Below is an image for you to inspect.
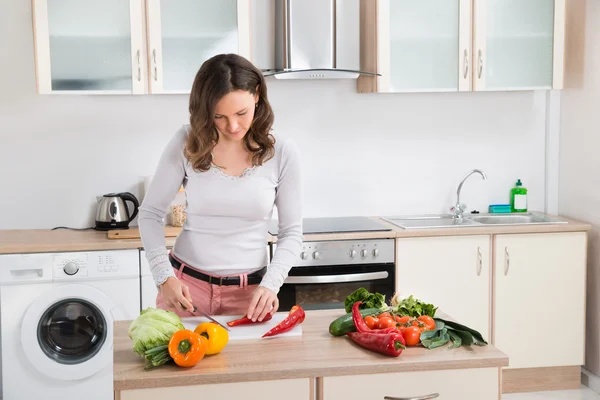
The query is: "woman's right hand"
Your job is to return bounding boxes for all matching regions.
[160,277,194,313]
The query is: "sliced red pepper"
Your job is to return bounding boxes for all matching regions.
[262,305,305,338]
[347,331,406,357]
[227,312,273,327]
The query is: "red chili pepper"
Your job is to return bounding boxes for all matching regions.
[352,301,401,335]
[227,312,273,327]
[352,301,373,333]
[347,331,406,357]
[262,305,305,338]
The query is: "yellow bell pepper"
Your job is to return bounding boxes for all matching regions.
[194,322,229,355]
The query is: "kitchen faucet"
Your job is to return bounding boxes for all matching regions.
[451,169,487,220]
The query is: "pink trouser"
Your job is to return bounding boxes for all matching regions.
[156,255,259,317]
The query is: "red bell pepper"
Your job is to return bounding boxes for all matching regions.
[226,312,273,327]
[347,331,406,357]
[262,305,305,338]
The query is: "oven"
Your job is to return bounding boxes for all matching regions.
[274,239,396,312]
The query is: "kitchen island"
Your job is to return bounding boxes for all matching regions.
[114,309,508,400]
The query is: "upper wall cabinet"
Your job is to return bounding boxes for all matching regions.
[32,0,145,94]
[32,0,251,95]
[358,0,566,93]
[146,0,251,94]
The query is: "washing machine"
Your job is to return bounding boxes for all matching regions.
[0,249,140,400]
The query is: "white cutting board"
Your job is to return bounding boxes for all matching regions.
[181,314,303,341]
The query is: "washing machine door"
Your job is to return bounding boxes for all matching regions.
[20,284,115,381]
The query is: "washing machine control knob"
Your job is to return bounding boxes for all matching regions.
[63,261,79,275]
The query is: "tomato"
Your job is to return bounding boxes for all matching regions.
[417,315,436,331]
[377,312,392,320]
[402,326,421,346]
[364,316,378,330]
[377,317,395,330]
[395,315,410,325]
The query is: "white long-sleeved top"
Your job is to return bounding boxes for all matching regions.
[138,125,303,294]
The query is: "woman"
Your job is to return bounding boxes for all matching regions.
[138,53,303,323]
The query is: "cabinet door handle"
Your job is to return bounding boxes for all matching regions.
[463,48,469,79]
[152,49,158,81]
[477,49,483,79]
[136,49,141,82]
[477,246,482,276]
[504,246,510,276]
[384,394,439,400]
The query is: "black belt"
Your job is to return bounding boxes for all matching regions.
[169,254,266,286]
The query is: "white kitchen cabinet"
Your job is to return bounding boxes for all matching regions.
[323,368,499,400]
[32,0,251,95]
[118,378,311,400]
[395,235,491,341]
[493,232,586,369]
[473,0,565,91]
[139,249,159,311]
[374,0,472,93]
[146,0,251,93]
[359,0,566,93]
[32,0,145,94]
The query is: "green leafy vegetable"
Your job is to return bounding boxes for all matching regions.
[344,288,387,313]
[128,307,185,368]
[419,318,488,350]
[392,295,438,317]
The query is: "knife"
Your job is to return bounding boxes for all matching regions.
[192,305,231,331]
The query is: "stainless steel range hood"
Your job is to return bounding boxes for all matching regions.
[261,0,379,80]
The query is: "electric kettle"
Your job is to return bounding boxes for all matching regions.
[94,192,140,230]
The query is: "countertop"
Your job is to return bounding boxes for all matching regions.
[0,213,591,255]
[113,309,509,391]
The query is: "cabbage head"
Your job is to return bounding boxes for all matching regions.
[128,307,185,356]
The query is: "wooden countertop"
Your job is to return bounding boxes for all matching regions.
[113,309,508,391]
[0,213,591,254]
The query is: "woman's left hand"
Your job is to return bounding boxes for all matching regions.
[247,286,279,322]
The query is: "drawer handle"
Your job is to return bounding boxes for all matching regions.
[463,48,469,79]
[504,246,510,276]
[384,394,439,400]
[477,246,482,276]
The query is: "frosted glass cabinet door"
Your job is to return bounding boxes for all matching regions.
[32,0,144,94]
[147,0,251,94]
[474,0,558,91]
[378,0,472,93]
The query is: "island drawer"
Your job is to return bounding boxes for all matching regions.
[321,367,499,400]
[117,378,311,400]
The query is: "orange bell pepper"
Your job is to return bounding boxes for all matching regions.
[194,322,229,355]
[168,329,207,368]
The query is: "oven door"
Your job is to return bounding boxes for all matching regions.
[278,262,395,312]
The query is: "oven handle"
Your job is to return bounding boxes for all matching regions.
[284,271,389,284]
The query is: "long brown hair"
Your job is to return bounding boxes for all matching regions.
[185,54,275,172]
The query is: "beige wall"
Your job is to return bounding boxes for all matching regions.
[559,0,600,376]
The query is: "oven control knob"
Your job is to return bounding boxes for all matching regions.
[300,252,308,260]
[372,249,379,257]
[63,261,79,275]
[312,251,320,260]
[349,250,357,259]
[360,249,368,258]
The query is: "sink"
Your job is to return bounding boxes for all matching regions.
[382,213,567,230]
[381,215,480,230]
[467,213,567,226]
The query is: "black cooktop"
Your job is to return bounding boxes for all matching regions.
[268,216,393,235]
